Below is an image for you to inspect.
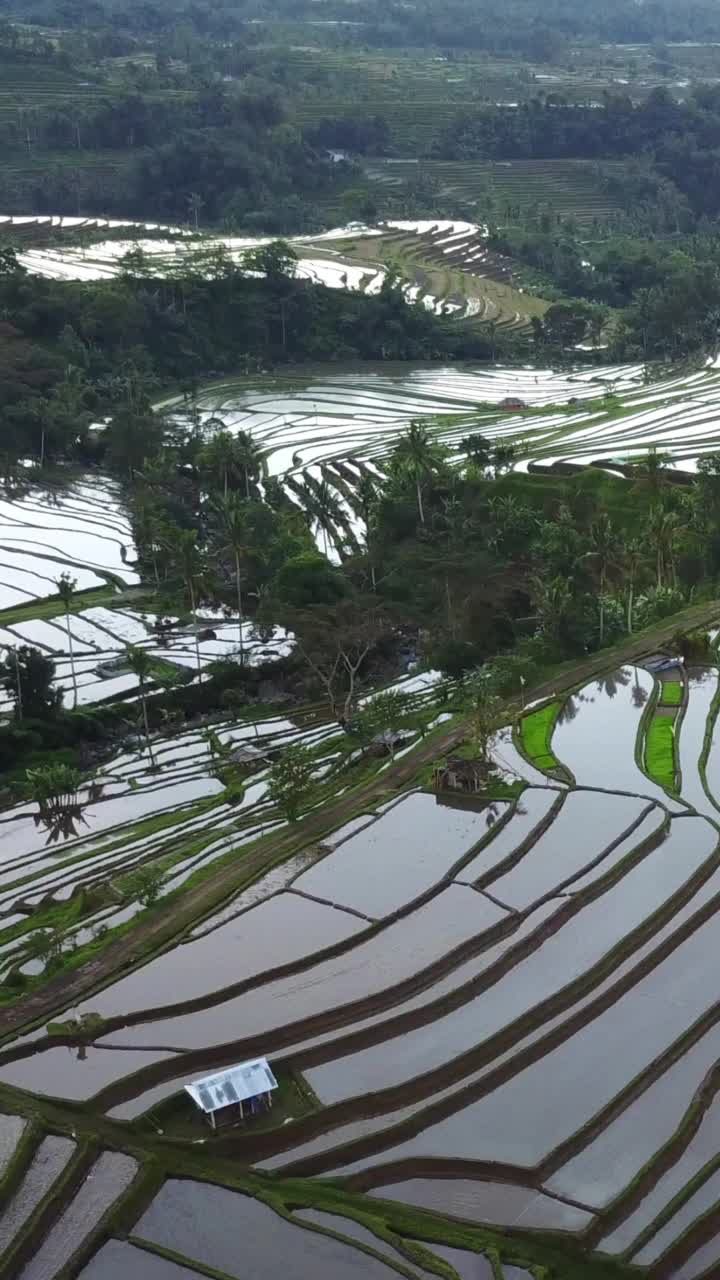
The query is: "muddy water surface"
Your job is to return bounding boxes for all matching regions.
[0,1044,175,1101]
[100,883,506,1052]
[292,793,504,917]
[483,790,645,907]
[333,899,720,1174]
[546,1021,720,1207]
[597,1090,720,1253]
[18,1151,137,1280]
[454,789,561,884]
[0,1113,25,1175]
[552,669,682,806]
[79,1241,204,1279]
[75,892,365,1021]
[0,1135,75,1252]
[135,1181,397,1279]
[368,1179,593,1231]
[305,817,714,1105]
[633,1165,720,1264]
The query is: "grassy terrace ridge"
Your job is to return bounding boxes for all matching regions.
[0,583,147,628]
[1,594,719,1045]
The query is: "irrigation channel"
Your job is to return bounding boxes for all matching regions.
[4,348,720,1275]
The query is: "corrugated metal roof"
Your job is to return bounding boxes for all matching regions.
[185,1058,278,1113]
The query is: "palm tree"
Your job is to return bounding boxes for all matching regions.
[308,479,343,557]
[623,539,648,634]
[215,495,252,663]
[357,471,379,588]
[640,446,671,503]
[393,420,446,525]
[55,572,78,708]
[532,574,574,645]
[126,646,155,766]
[171,529,206,681]
[199,428,236,498]
[584,513,620,646]
[645,506,683,589]
[130,495,165,587]
[234,430,262,500]
[187,191,205,231]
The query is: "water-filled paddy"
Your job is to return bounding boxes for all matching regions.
[78,1241,205,1280]
[369,1179,593,1231]
[134,1180,399,1280]
[18,1151,137,1280]
[0,1135,75,1253]
[292,792,507,917]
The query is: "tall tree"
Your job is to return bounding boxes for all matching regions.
[126,645,155,766]
[0,645,60,720]
[392,420,446,525]
[55,572,78,708]
[584,513,621,645]
[170,528,206,681]
[215,494,252,663]
[305,479,343,558]
[234,429,262,500]
[199,428,236,499]
[623,539,648,633]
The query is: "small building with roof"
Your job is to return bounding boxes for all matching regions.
[185,1058,278,1131]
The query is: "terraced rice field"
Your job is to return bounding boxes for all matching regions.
[13,218,545,328]
[365,159,627,228]
[0,477,136,608]
[0,664,443,989]
[3,653,720,1276]
[276,45,717,150]
[158,357,720,558]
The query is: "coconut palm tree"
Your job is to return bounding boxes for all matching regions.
[640,446,672,503]
[187,191,205,231]
[584,513,621,646]
[393,420,446,525]
[623,539,648,634]
[645,506,684,589]
[356,470,379,588]
[199,428,236,498]
[126,646,155,766]
[130,495,165,587]
[55,572,78,708]
[532,574,574,646]
[214,494,252,663]
[307,479,343,557]
[170,529,206,681]
[234,430,262,500]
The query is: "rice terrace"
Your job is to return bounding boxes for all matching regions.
[0,328,718,1280]
[9,0,720,1269]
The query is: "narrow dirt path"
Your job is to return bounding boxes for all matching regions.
[0,599,716,1041]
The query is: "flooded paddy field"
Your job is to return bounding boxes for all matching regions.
[5,351,720,1277]
[5,656,720,1277]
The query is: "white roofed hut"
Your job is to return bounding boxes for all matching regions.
[185,1058,278,1131]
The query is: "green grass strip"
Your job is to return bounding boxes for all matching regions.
[645,714,677,791]
[660,680,683,706]
[519,699,562,773]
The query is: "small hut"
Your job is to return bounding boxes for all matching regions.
[499,396,527,411]
[434,755,494,794]
[185,1059,278,1131]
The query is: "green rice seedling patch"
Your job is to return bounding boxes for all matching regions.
[519,699,562,773]
[660,680,683,707]
[645,714,677,792]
